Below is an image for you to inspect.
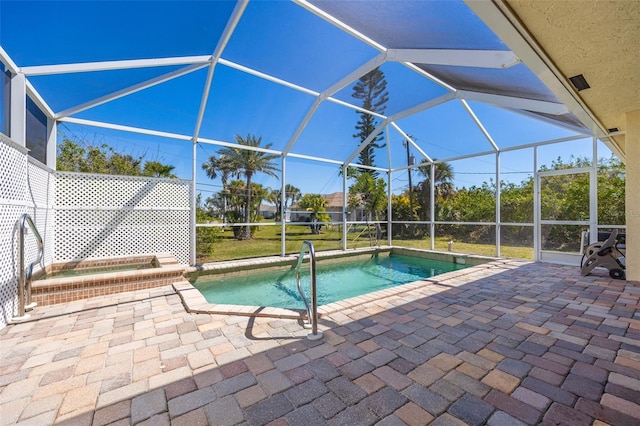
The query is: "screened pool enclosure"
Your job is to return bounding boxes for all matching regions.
[0,1,626,268]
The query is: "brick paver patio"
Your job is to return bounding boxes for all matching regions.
[1,260,639,425]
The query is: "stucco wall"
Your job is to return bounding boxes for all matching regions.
[625,109,640,281]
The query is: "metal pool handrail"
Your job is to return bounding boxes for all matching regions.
[295,241,322,340]
[13,213,44,322]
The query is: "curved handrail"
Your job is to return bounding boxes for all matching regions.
[15,213,44,320]
[23,214,44,283]
[294,241,322,340]
[295,244,312,325]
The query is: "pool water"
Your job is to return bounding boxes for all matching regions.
[192,254,469,309]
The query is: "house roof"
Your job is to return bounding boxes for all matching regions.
[289,192,344,210]
[259,203,276,212]
[322,192,345,208]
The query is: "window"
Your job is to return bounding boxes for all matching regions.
[26,97,47,163]
[0,62,10,136]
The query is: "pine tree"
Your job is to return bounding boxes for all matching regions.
[352,68,389,171]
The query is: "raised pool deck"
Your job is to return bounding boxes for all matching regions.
[1,260,639,425]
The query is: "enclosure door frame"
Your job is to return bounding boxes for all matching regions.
[534,149,597,265]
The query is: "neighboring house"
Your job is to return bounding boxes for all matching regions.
[259,203,276,219]
[288,192,363,223]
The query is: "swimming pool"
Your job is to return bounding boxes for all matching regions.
[192,253,470,310]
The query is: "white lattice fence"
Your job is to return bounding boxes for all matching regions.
[55,172,192,264]
[1,136,192,329]
[0,136,54,328]
[27,159,55,268]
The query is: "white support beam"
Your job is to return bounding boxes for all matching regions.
[20,56,212,76]
[222,58,390,122]
[500,134,590,153]
[348,163,388,173]
[342,165,348,250]
[280,156,286,257]
[389,122,433,163]
[218,58,319,97]
[388,92,457,122]
[190,135,197,265]
[25,80,55,119]
[387,49,520,69]
[59,116,192,141]
[51,130,376,171]
[589,137,598,244]
[456,90,568,116]
[460,99,499,152]
[402,62,457,93]
[436,220,503,226]
[10,73,26,145]
[385,126,392,176]
[198,136,282,155]
[288,153,388,171]
[293,0,387,52]
[435,149,497,164]
[322,53,387,98]
[287,152,343,165]
[430,163,435,250]
[533,146,540,261]
[192,0,249,143]
[293,9,469,102]
[390,164,425,173]
[344,119,388,166]
[187,0,247,265]
[220,57,388,119]
[390,166,405,174]
[282,97,322,155]
[464,0,620,158]
[495,151,501,257]
[0,46,20,74]
[325,97,386,119]
[46,119,57,169]
[283,53,388,156]
[55,63,209,119]
[536,166,593,178]
[503,107,592,136]
[387,169,392,246]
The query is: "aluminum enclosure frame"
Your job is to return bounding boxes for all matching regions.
[0,0,624,266]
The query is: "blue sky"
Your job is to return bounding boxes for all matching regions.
[1,0,610,202]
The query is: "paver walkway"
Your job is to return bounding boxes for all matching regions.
[1,260,639,425]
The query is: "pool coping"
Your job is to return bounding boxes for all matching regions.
[175,247,514,319]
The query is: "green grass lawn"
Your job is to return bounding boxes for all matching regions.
[197,221,534,263]
[197,223,368,262]
[386,237,533,259]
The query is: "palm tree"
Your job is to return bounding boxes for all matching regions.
[284,184,301,213]
[202,153,238,223]
[202,154,235,186]
[250,183,270,221]
[271,184,302,221]
[416,160,455,221]
[143,161,176,178]
[214,134,280,239]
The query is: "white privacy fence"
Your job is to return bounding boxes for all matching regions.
[0,136,55,329]
[0,136,192,328]
[55,172,192,264]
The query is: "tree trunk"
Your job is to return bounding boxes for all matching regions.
[243,173,253,239]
